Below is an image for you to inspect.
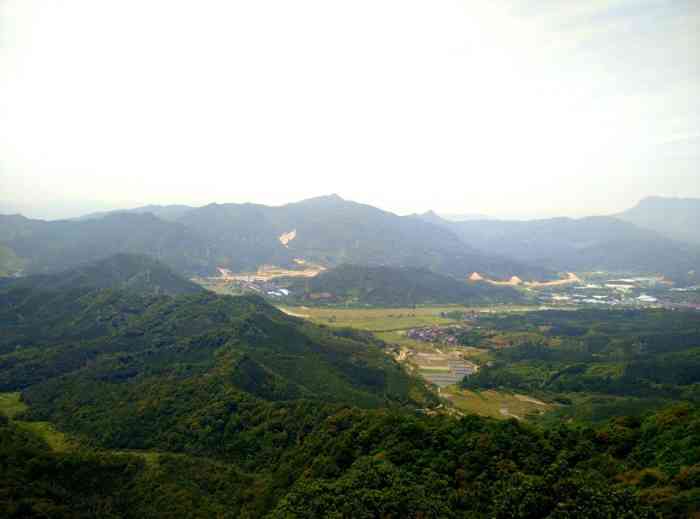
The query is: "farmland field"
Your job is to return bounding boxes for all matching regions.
[279,305,496,397]
[441,387,554,420]
[278,305,535,331]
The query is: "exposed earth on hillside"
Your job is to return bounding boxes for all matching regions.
[470,271,582,287]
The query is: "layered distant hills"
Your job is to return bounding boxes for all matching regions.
[0,195,549,281]
[420,198,700,285]
[618,196,700,245]
[1,195,698,284]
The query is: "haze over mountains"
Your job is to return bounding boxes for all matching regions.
[423,213,700,285]
[1,195,698,285]
[618,197,700,245]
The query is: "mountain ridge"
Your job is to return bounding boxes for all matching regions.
[0,195,553,281]
[3,194,697,284]
[618,195,700,245]
[5,253,204,295]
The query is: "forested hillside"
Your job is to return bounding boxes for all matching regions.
[0,213,214,275]
[283,264,525,305]
[5,394,700,518]
[4,253,204,295]
[460,309,700,422]
[0,286,431,409]
[2,259,700,517]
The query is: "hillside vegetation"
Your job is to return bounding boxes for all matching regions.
[4,253,204,295]
[459,308,700,421]
[2,258,700,516]
[5,390,700,517]
[0,213,213,276]
[283,264,525,305]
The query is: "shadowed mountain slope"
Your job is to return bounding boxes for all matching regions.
[283,264,525,305]
[4,253,204,296]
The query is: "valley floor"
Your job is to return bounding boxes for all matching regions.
[277,304,559,420]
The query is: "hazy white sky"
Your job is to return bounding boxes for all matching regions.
[0,0,698,219]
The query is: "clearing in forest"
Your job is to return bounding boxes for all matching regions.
[441,387,553,420]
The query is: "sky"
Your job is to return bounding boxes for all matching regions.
[0,0,698,220]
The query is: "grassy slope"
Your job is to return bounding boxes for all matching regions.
[0,244,23,276]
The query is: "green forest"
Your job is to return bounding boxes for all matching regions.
[2,256,700,517]
[459,309,700,422]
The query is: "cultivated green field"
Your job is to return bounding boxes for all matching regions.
[441,387,554,420]
[279,305,536,331]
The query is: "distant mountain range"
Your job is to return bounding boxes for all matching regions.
[421,210,700,284]
[75,204,194,222]
[617,196,700,245]
[0,195,550,281]
[438,212,490,222]
[1,195,697,284]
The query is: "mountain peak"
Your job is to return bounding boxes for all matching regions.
[290,194,349,207]
[303,193,344,203]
